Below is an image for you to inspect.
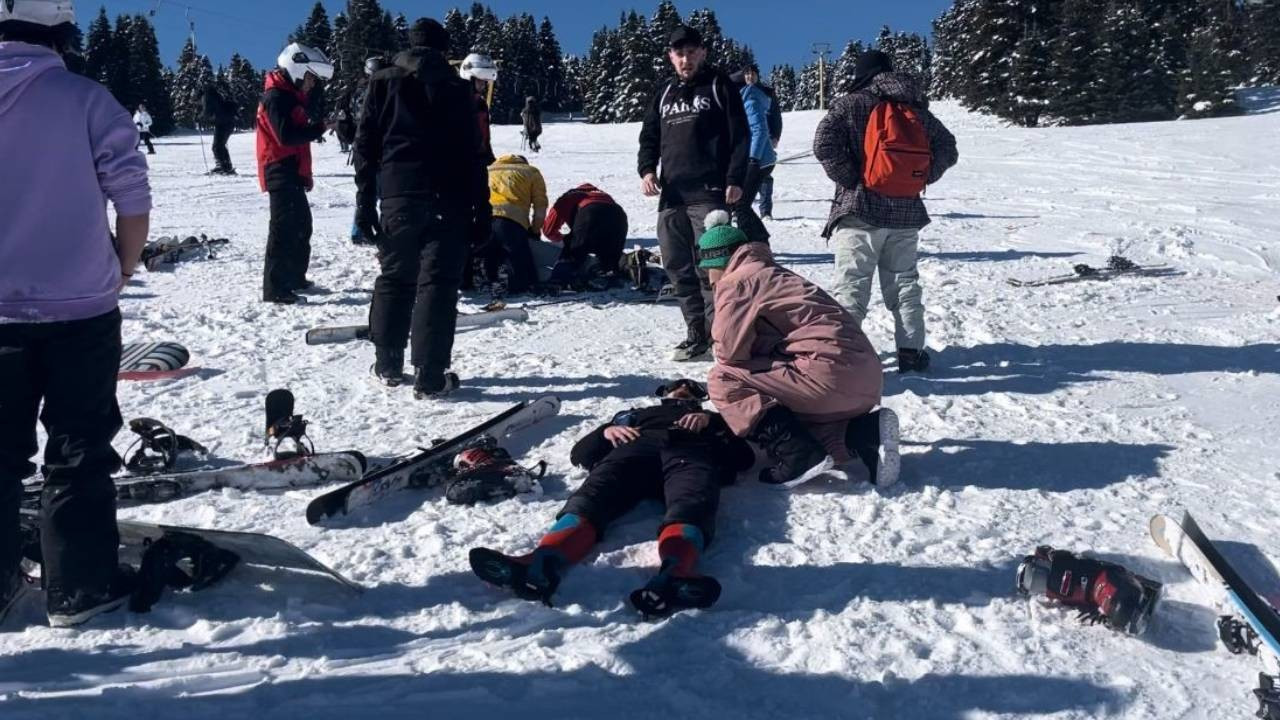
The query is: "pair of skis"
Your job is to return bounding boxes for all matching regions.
[1151,512,1280,719]
[142,234,229,272]
[1008,257,1178,287]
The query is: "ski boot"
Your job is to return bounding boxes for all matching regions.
[469,547,561,607]
[752,406,833,487]
[1016,546,1161,634]
[629,571,722,619]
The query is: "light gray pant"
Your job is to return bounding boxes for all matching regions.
[831,216,925,350]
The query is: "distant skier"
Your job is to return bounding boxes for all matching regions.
[469,379,754,616]
[344,56,387,245]
[542,183,628,286]
[740,66,783,220]
[0,0,152,627]
[813,50,958,373]
[696,212,900,487]
[638,25,750,362]
[731,63,776,243]
[521,95,542,152]
[133,102,154,154]
[256,42,335,305]
[458,53,499,289]
[202,80,237,175]
[486,154,548,295]
[354,18,489,398]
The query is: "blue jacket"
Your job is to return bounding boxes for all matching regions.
[740,83,777,168]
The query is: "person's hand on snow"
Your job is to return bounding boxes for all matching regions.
[641,173,660,197]
[725,185,743,205]
[604,425,641,446]
[674,413,710,433]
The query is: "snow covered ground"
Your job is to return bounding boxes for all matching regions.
[2,96,1279,719]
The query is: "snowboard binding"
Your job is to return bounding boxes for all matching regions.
[446,436,547,506]
[124,418,209,475]
[1257,674,1280,720]
[130,531,240,612]
[469,547,560,607]
[1016,546,1161,635]
[265,389,314,460]
[629,572,722,619]
[1220,615,1264,656]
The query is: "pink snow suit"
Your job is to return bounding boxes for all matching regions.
[708,243,883,461]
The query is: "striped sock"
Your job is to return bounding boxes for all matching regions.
[531,513,598,568]
[657,524,705,578]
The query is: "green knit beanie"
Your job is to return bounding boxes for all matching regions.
[697,210,748,269]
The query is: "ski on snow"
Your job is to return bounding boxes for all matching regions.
[1008,257,1179,288]
[305,307,529,346]
[1150,512,1280,719]
[306,396,561,524]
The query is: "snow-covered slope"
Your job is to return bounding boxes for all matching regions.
[2,100,1279,719]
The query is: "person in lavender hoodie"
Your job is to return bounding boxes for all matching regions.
[0,0,151,628]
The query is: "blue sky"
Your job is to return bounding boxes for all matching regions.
[90,0,952,74]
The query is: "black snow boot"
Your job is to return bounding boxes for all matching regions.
[898,348,931,374]
[47,566,139,628]
[372,347,405,387]
[413,370,460,400]
[469,547,563,607]
[750,406,831,486]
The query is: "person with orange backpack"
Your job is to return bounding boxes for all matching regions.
[813,50,957,373]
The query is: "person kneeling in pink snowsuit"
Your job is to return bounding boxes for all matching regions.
[699,210,901,487]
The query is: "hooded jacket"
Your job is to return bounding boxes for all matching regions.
[710,242,883,432]
[0,42,151,323]
[487,154,548,231]
[354,48,488,212]
[740,82,777,167]
[255,69,325,192]
[637,67,750,207]
[813,72,958,234]
[542,184,619,242]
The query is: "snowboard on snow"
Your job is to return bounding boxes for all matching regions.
[305,307,530,346]
[18,508,360,595]
[22,452,368,507]
[119,341,196,381]
[142,234,229,272]
[306,396,561,525]
[1008,257,1178,288]
[1150,513,1280,719]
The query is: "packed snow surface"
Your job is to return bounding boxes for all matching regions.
[2,99,1279,720]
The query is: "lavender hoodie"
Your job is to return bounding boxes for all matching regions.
[0,42,152,323]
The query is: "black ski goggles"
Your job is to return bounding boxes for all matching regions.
[654,378,708,401]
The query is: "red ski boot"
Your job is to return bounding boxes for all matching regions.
[1016,546,1162,634]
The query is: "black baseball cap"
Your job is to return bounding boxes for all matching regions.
[668,25,704,49]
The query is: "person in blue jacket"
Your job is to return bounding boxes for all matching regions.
[732,63,776,244]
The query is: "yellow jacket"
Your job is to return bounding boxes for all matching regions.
[488,154,548,231]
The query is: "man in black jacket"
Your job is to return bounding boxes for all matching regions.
[470,379,754,617]
[353,18,490,399]
[203,81,238,175]
[638,25,750,362]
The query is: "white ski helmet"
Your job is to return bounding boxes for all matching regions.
[277,42,334,83]
[459,53,498,83]
[0,0,76,26]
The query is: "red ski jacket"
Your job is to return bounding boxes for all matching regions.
[256,70,325,192]
[542,184,618,242]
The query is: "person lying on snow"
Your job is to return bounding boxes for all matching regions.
[699,211,902,489]
[470,378,753,617]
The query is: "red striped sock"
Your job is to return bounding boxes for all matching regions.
[658,524,705,578]
[533,513,598,567]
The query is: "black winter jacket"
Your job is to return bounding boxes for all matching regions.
[353,48,489,213]
[637,68,751,207]
[569,401,755,481]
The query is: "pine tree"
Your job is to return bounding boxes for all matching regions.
[832,40,866,96]
[393,13,409,51]
[466,4,503,56]
[649,0,682,81]
[561,54,585,114]
[224,54,263,129]
[490,13,541,123]
[108,14,134,104]
[171,38,215,128]
[538,17,566,111]
[126,15,174,135]
[83,8,115,88]
[444,8,472,61]
[1008,30,1051,126]
[1249,0,1280,84]
[1048,0,1103,124]
[292,2,333,56]
[769,64,798,111]
[1179,0,1247,118]
[796,58,833,111]
[931,0,978,101]
[612,11,657,123]
[333,0,399,109]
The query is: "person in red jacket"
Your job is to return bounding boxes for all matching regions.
[542,183,628,285]
[256,42,334,304]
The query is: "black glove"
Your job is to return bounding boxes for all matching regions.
[355,203,382,244]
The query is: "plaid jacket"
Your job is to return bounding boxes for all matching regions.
[813,73,958,236]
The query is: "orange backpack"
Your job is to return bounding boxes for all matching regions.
[862,101,931,198]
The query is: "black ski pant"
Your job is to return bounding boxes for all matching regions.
[657,202,723,343]
[559,436,721,545]
[734,162,773,245]
[0,310,123,597]
[369,195,468,379]
[564,203,628,275]
[211,123,234,172]
[487,217,539,294]
[263,186,312,300]
[136,132,154,154]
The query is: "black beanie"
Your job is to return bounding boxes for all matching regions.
[850,50,893,93]
[408,18,450,51]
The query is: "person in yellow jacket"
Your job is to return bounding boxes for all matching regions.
[484,154,547,294]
